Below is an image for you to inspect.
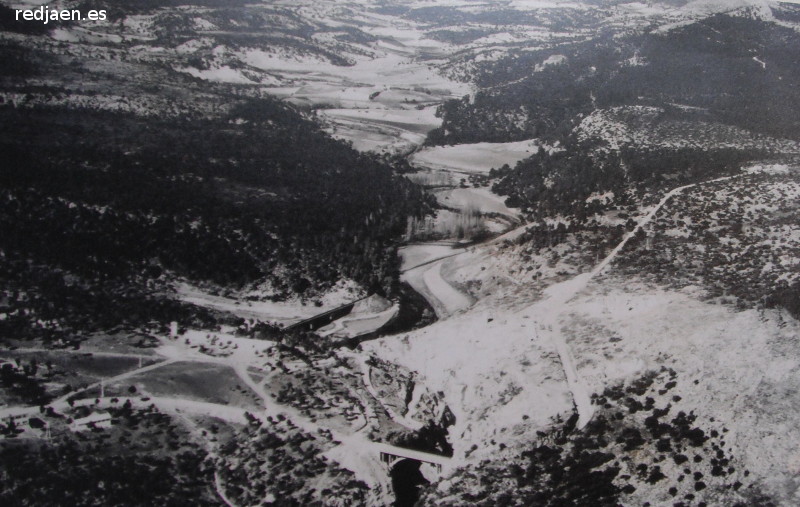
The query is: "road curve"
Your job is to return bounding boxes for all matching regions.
[523,175,741,429]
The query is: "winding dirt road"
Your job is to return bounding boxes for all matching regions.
[521,175,741,429]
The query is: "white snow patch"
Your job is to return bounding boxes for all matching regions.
[744,163,791,174]
[318,295,399,339]
[410,139,540,174]
[535,54,566,71]
[175,280,363,326]
[177,66,257,84]
[435,187,520,219]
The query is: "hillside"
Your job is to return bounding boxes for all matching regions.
[4,1,800,506]
[0,4,435,343]
[429,12,800,146]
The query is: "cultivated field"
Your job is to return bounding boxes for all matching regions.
[410,139,541,174]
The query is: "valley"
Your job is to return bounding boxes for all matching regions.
[4,1,800,506]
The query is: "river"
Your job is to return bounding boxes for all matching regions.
[260,23,537,505]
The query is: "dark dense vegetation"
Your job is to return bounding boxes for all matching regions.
[0,405,219,506]
[218,419,369,505]
[428,15,800,146]
[1,100,431,290]
[451,11,800,321]
[491,142,762,220]
[0,6,53,35]
[0,359,51,406]
[766,281,800,320]
[0,443,213,505]
[611,171,800,317]
[420,369,771,506]
[0,82,432,343]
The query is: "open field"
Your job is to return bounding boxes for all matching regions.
[108,361,263,412]
[409,139,541,174]
[75,333,161,356]
[249,53,471,109]
[435,186,521,219]
[320,107,440,134]
[320,106,441,153]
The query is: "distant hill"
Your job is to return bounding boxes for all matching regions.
[428,13,800,145]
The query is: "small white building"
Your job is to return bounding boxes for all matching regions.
[70,412,112,432]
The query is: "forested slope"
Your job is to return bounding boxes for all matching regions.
[428,14,800,145]
[0,36,433,343]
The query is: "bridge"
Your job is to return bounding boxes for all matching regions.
[283,296,370,333]
[373,442,452,473]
